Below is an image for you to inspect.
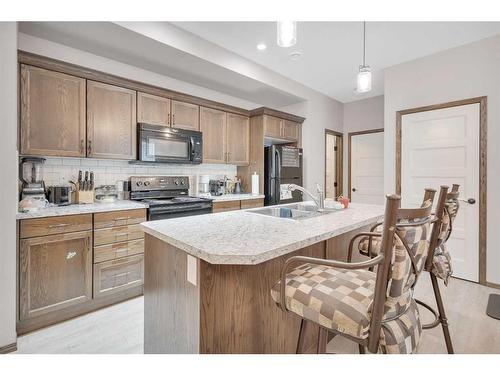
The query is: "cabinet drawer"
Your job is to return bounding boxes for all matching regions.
[20,214,92,239]
[94,209,146,229]
[94,224,144,246]
[240,198,264,209]
[212,200,241,213]
[94,239,144,263]
[93,254,144,298]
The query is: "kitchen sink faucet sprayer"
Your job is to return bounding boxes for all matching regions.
[286,183,325,211]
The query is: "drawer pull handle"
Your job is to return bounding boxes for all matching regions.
[115,233,129,237]
[66,251,77,260]
[115,248,129,253]
[114,271,131,278]
[114,217,132,221]
[49,223,70,228]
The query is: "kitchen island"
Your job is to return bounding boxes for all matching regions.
[141,202,384,354]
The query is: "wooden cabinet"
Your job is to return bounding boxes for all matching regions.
[240,198,264,209]
[19,230,92,320]
[282,120,300,141]
[93,254,144,299]
[94,239,144,263]
[212,200,241,213]
[20,65,86,157]
[226,113,250,165]
[94,224,144,246]
[200,107,227,163]
[263,115,283,139]
[171,100,200,130]
[94,209,146,229]
[87,81,137,159]
[20,214,92,239]
[137,92,171,126]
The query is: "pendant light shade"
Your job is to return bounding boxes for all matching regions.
[277,21,297,47]
[356,22,372,93]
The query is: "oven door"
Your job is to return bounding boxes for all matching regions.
[139,125,199,164]
[148,203,213,221]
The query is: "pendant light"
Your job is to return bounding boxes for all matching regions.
[356,21,372,93]
[277,21,297,47]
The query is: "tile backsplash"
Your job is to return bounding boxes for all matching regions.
[42,157,237,190]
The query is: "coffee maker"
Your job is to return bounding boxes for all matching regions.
[20,157,46,200]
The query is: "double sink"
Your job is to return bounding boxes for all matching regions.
[249,202,341,221]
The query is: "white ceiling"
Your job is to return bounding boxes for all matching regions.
[173,22,500,102]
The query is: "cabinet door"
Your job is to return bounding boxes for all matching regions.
[137,92,171,126]
[93,254,144,299]
[282,120,300,141]
[20,65,86,157]
[19,231,92,321]
[263,115,283,139]
[87,81,137,159]
[226,113,250,165]
[200,107,226,163]
[171,100,200,130]
[212,200,241,213]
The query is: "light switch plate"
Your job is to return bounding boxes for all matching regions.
[187,254,197,286]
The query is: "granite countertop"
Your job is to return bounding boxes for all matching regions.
[16,200,149,220]
[210,193,265,202]
[141,202,384,265]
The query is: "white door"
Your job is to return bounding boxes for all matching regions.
[350,131,384,205]
[401,104,479,282]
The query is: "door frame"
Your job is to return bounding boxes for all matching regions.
[348,128,384,200]
[324,129,344,198]
[395,96,487,285]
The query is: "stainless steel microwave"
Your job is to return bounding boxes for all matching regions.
[138,123,203,164]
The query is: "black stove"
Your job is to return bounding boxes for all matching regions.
[130,176,212,221]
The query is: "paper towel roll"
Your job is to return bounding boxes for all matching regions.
[251,172,259,196]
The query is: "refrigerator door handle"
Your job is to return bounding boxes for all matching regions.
[275,148,281,181]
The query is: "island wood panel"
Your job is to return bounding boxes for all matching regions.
[237,115,265,194]
[20,64,86,157]
[19,230,93,321]
[226,113,250,165]
[199,241,325,354]
[240,198,264,209]
[137,92,171,126]
[144,235,200,354]
[325,224,373,262]
[200,106,227,163]
[87,81,137,159]
[20,214,93,239]
[171,100,200,130]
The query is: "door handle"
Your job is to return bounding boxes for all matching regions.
[459,198,476,205]
[352,188,357,192]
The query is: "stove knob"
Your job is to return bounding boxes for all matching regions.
[136,181,143,186]
[180,180,186,185]
[174,180,180,186]
[144,181,150,186]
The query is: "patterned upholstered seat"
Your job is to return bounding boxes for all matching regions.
[272,216,430,354]
[271,264,376,339]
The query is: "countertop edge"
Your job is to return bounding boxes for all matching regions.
[210,194,265,202]
[140,213,383,265]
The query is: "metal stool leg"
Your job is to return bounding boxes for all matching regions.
[358,344,366,354]
[430,273,454,354]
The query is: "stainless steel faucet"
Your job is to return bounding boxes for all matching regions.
[287,184,325,211]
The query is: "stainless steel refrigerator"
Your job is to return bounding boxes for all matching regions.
[264,145,303,206]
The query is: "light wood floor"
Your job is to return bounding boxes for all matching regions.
[15,275,500,354]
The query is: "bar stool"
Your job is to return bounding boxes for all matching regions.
[270,194,434,354]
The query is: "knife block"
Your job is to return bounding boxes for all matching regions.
[76,190,94,204]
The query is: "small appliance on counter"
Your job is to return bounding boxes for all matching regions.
[95,185,118,203]
[209,179,225,196]
[233,178,244,194]
[47,186,72,206]
[19,157,46,200]
[130,176,212,221]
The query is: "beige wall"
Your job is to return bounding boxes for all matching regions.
[342,95,384,196]
[384,34,500,284]
[0,22,18,348]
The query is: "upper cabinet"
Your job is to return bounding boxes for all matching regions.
[263,115,283,139]
[263,115,300,142]
[226,113,250,166]
[87,81,137,160]
[20,65,86,157]
[137,92,171,127]
[171,100,200,131]
[200,107,227,164]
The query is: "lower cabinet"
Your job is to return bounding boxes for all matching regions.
[17,209,146,334]
[19,230,93,321]
[93,254,144,299]
[212,198,264,213]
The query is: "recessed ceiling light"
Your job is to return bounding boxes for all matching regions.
[289,51,302,61]
[256,43,267,51]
